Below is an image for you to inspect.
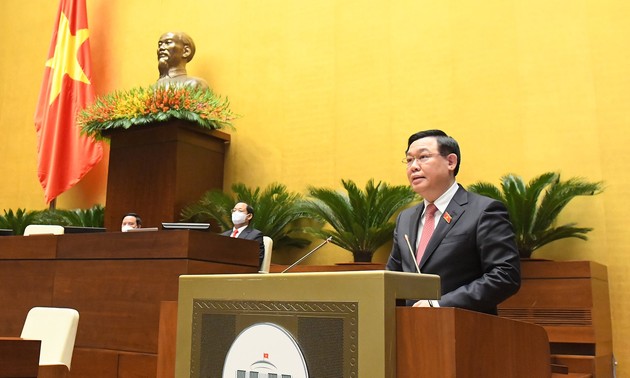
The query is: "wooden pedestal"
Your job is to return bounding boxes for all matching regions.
[103,121,230,230]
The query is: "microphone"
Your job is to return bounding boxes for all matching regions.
[405,234,434,307]
[281,236,333,273]
[404,234,422,274]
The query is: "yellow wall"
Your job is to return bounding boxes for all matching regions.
[2,0,629,372]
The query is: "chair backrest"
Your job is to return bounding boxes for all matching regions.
[23,225,65,236]
[259,236,273,273]
[20,307,79,369]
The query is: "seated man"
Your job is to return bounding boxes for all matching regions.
[221,202,265,268]
[156,31,209,89]
[121,213,142,232]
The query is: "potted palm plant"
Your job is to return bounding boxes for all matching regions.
[0,209,40,235]
[181,182,311,250]
[302,179,418,262]
[468,172,612,377]
[60,204,106,227]
[467,172,603,258]
[0,205,106,235]
[32,205,104,227]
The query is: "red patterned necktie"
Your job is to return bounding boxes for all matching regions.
[231,229,238,238]
[416,204,438,263]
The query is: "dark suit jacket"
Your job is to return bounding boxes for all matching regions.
[386,185,521,314]
[222,225,265,268]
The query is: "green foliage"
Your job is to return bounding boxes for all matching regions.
[467,172,603,258]
[32,205,105,228]
[32,209,73,226]
[0,205,105,235]
[182,189,235,231]
[61,205,106,227]
[303,179,418,262]
[0,209,40,235]
[181,183,311,249]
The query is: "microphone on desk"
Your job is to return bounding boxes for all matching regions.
[281,236,333,273]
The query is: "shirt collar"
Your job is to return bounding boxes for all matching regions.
[423,181,459,215]
[233,225,248,234]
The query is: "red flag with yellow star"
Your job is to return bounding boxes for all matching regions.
[34,0,102,204]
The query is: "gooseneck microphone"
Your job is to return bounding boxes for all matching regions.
[405,234,434,307]
[404,234,422,274]
[281,236,333,273]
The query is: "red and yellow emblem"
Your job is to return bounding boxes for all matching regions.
[443,212,452,224]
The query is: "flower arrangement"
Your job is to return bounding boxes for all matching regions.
[78,85,238,140]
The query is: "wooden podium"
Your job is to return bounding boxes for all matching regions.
[176,271,440,377]
[103,121,230,230]
[397,307,551,377]
[175,271,553,377]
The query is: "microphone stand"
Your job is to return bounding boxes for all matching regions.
[281,236,333,273]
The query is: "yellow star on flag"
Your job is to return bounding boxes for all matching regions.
[45,12,91,105]
[34,0,102,204]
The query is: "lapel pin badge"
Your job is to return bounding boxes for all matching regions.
[443,212,452,224]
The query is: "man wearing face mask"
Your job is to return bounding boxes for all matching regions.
[221,202,265,269]
[121,213,142,232]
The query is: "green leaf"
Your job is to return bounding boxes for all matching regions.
[468,172,603,258]
[180,182,311,250]
[303,179,418,261]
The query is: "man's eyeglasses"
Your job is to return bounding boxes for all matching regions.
[402,153,440,166]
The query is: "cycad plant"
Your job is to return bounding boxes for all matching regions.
[303,179,418,262]
[32,204,105,228]
[467,172,603,258]
[0,205,106,235]
[32,209,72,226]
[0,209,40,235]
[181,182,311,249]
[61,204,106,227]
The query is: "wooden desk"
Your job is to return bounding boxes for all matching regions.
[0,230,258,378]
[0,337,41,378]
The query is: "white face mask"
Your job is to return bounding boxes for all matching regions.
[121,225,134,232]
[231,211,248,225]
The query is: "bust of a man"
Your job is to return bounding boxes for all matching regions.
[156,31,209,89]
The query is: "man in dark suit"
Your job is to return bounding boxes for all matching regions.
[386,130,520,314]
[221,202,265,269]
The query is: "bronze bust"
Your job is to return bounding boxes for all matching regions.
[156,31,209,89]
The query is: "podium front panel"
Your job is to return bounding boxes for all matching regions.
[176,271,440,378]
[192,299,357,377]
